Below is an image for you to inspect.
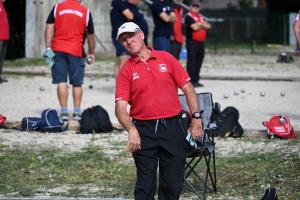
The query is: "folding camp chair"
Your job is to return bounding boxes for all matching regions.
[178,92,217,200]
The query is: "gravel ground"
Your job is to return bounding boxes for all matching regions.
[0,54,300,199]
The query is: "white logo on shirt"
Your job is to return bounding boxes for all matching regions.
[59,9,83,18]
[158,64,167,72]
[133,72,139,80]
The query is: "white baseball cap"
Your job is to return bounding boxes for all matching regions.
[116,22,141,40]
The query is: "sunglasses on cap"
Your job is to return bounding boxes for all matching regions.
[192,4,200,8]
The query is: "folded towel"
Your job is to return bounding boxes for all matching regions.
[42,49,55,67]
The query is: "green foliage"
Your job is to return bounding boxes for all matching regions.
[0,137,299,199]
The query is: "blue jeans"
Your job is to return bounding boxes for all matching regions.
[153,37,171,53]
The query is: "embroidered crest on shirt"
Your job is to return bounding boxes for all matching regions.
[158,64,167,72]
[133,72,139,80]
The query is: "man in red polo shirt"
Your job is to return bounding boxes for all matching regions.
[170,0,184,60]
[44,0,95,120]
[185,0,211,88]
[115,22,203,199]
[0,0,9,84]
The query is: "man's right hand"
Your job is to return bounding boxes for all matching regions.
[86,54,95,65]
[125,129,141,152]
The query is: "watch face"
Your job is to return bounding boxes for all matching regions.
[193,112,200,118]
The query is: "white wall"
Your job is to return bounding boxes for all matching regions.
[25,0,113,58]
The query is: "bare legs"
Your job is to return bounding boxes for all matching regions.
[57,83,82,110]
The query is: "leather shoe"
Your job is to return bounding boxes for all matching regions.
[191,82,204,87]
[0,77,8,83]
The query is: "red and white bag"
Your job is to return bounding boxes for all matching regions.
[0,114,7,127]
[262,115,296,139]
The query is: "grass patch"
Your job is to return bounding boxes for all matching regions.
[0,138,299,199]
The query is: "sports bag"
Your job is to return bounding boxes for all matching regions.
[21,117,41,131]
[262,115,296,139]
[0,114,7,127]
[261,187,278,200]
[40,109,68,133]
[215,106,244,137]
[79,105,113,133]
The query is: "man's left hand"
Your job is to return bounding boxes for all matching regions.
[188,118,203,140]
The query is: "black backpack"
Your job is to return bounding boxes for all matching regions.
[215,106,244,137]
[261,187,278,200]
[79,105,113,133]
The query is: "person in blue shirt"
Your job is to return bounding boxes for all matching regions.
[110,0,132,82]
[151,0,176,52]
[125,0,149,45]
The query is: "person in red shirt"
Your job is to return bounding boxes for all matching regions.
[115,22,203,199]
[185,0,211,87]
[44,0,95,120]
[170,0,184,60]
[0,0,9,84]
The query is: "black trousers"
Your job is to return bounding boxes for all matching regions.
[132,114,186,200]
[0,40,8,77]
[186,39,205,83]
[170,40,182,61]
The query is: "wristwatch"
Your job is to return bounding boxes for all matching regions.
[192,112,201,119]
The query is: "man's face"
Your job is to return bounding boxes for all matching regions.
[119,31,145,56]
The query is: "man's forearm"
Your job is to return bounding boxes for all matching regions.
[115,107,136,133]
[87,34,95,54]
[44,26,53,48]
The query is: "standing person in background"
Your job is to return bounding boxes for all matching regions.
[44,0,95,120]
[170,0,184,60]
[0,0,9,84]
[293,10,300,55]
[185,0,211,88]
[151,0,176,52]
[110,0,132,82]
[126,0,149,46]
[115,22,203,200]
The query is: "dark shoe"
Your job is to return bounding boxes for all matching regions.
[191,82,204,87]
[0,77,8,83]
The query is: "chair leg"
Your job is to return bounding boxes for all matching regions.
[184,154,216,200]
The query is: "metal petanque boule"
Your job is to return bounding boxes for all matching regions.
[40,87,45,91]
[105,76,109,81]
[224,94,229,98]
[90,76,95,81]
[281,92,285,96]
[234,91,239,95]
[260,92,265,97]
[89,85,93,89]
[241,88,246,93]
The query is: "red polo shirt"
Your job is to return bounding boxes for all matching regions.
[51,0,89,57]
[187,11,206,42]
[0,3,9,40]
[115,46,190,120]
[172,6,184,43]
